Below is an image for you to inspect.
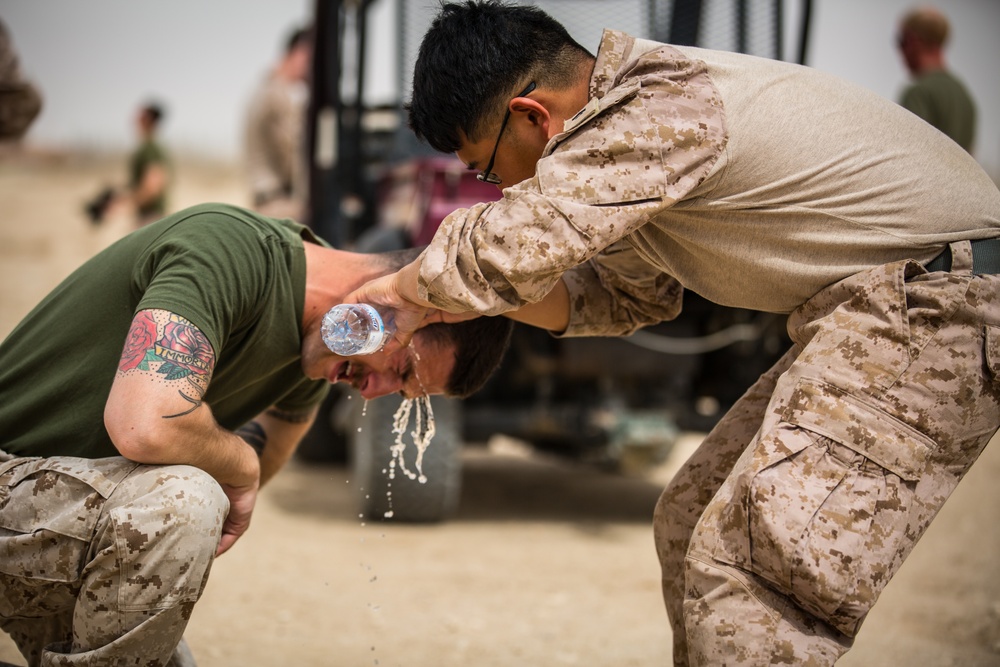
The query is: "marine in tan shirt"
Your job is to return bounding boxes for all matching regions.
[350,3,1000,665]
[244,26,312,221]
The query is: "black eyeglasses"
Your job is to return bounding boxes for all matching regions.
[477,81,537,184]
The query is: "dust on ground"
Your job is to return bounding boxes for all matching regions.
[1,149,998,666]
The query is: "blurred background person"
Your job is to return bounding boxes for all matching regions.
[0,18,43,144]
[243,25,311,221]
[896,5,977,153]
[85,100,173,227]
[127,100,172,225]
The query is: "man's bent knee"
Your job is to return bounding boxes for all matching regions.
[108,463,229,558]
[71,465,228,654]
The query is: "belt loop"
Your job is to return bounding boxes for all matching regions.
[948,240,974,275]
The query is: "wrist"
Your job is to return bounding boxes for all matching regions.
[398,261,432,307]
[225,438,261,489]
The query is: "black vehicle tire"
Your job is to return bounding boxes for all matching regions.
[349,394,463,522]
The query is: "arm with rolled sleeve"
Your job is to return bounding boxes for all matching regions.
[560,240,684,336]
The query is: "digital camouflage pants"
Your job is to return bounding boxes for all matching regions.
[654,241,1000,666]
[0,454,228,666]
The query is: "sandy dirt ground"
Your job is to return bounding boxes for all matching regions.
[1,150,999,666]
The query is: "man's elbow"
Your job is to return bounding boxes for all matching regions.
[103,403,172,463]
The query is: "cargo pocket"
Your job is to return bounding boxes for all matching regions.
[0,456,140,585]
[713,378,931,637]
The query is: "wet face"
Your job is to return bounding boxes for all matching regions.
[301,329,456,400]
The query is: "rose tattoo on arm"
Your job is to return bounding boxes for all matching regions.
[118,310,216,419]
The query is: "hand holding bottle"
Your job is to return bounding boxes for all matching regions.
[343,264,432,353]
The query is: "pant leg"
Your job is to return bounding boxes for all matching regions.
[682,251,1000,665]
[0,455,228,666]
[165,639,198,667]
[653,344,798,667]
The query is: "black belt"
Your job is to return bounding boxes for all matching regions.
[924,238,1000,274]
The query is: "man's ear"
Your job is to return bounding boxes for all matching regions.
[510,97,551,138]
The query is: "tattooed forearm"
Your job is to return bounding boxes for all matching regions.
[236,421,267,456]
[266,407,313,423]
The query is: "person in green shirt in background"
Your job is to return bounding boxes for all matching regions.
[84,100,173,227]
[897,5,977,153]
[128,100,172,225]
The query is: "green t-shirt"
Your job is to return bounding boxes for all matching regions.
[900,69,977,152]
[0,203,328,458]
[129,139,170,217]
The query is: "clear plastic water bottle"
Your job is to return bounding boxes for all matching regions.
[320,303,396,356]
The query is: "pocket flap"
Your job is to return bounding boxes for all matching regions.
[984,325,1000,380]
[782,378,933,481]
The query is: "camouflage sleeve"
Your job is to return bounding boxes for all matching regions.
[0,19,42,141]
[418,42,725,331]
[559,241,684,337]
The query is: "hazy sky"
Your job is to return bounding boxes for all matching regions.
[2,0,998,179]
[1,0,316,157]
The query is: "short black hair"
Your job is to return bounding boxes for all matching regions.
[421,316,513,398]
[407,0,591,153]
